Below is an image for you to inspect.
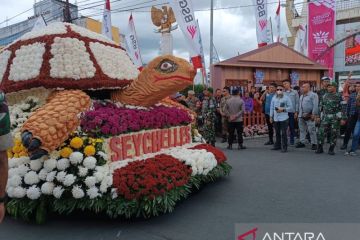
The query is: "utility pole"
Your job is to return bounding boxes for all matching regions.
[209,0,214,66]
[63,0,71,23]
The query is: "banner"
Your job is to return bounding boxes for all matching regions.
[266,17,273,44]
[169,0,202,69]
[253,0,268,47]
[308,0,336,77]
[196,20,207,84]
[345,30,360,66]
[125,14,143,70]
[102,0,113,39]
[294,24,307,56]
[275,0,280,42]
[32,15,47,30]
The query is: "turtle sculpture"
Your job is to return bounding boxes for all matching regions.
[0,22,195,159]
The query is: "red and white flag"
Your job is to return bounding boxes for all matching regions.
[275,0,281,42]
[169,0,202,69]
[125,14,143,70]
[101,0,112,39]
[253,0,268,47]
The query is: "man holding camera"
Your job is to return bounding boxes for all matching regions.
[296,83,319,150]
[0,90,13,223]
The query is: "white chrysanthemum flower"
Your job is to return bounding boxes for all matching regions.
[84,176,96,188]
[30,159,43,171]
[72,185,85,199]
[83,156,96,169]
[93,171,104,182]
[44,158,57,171]
[8,175,22,187]
[46,171,57,182]
[56,158,70,171]
[7,187,14,198]
[53,186,64,199]
[24,171,40,185]
[38,169,48,181]
[63,174,76,187]
[56,171,67,183]
[100,181,109,193]
[13,186,26,198]
[86,187,100,199]
[26,185,41,200]
[78,166,88,177]
[41,182,55,195]
[69,152,84,165]
[17,164,30,177]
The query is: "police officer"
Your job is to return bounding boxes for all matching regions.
[316,82,346,155]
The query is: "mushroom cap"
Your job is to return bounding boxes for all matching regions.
[0,22,139,93]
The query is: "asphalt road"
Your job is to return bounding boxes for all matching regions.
[1,138,360,240]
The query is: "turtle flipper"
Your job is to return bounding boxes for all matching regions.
[21,90,91,158]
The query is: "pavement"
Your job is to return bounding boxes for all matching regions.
[1,138,360,240]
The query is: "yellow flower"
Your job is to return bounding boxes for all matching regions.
[12,145,22,154]
[70,137,83,149]
[84,145,96,156]
[60,147,73,158]
[14,139,22,147]
[14,153,19,158]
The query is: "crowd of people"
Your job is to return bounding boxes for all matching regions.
[174,76,359,156]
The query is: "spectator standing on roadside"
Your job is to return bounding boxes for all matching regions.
[261,83,276,145]
[185,90,199,112]
[243,92,254,113]
[220,87,231,143]
[296,83,319,150]
[270,85,293,152]
[224,89,246,150]
[283,80,299,145]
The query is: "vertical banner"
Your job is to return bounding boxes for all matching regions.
[308,0,335,77]
[253,0,268,47]
[275,0,280,42]
[196,20,208,84]
[169,0,202,69]
[345,30,360,66]
[102,0,113,39]
[266,17,274,44]
[125,14,143,70]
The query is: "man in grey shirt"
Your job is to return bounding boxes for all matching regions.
[296,83,319,150]
[224,89,246,150]
[283,80,299,145]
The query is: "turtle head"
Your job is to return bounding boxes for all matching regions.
[113,55,196,107]
[138,55,196,96]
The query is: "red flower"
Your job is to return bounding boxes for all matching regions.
[113,154,192,200]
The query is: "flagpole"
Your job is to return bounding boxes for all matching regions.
[209,0,214,67]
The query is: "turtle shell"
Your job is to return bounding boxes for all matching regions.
[0,22,139,94]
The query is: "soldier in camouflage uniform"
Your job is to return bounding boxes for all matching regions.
[317,76,331,143]
[219,87,231,143]
[200,89,217,146]
[316,82,346,155]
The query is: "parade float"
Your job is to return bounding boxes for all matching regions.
[0,22,231,223]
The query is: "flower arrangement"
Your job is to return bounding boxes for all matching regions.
[80,102,192,137]
[7,139,28,159]
[243,125,268,138]
[190,144,227,164]
[113,154,192,200]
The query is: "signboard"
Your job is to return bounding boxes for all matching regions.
[345,32,360,66]
[109,125,192,162]
[254,69,265,86]
[290,70,300,86]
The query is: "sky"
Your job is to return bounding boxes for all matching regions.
[0,0,293,79]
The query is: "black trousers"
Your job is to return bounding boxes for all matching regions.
[228,122,244,145]
[274,120,289,149]
[343,115,357,146]
[265,114,274,142]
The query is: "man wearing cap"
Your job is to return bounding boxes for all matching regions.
[0,90,13,223]
[316,82,346,155]
[186,90,199,112]
[318,76,331,106]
